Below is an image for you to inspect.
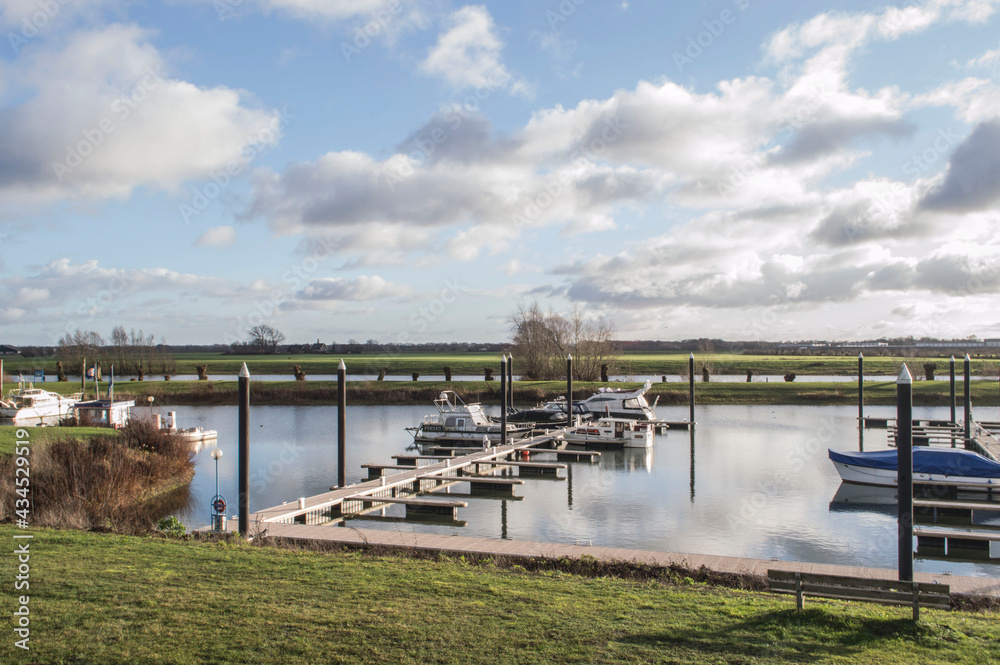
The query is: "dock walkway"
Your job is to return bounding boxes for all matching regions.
[250,523,1000,598]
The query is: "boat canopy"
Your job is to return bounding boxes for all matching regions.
[829,448,1000,479]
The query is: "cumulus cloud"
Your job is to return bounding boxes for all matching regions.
[0,24,282,206]
[919,121,1000,212]
[420,5,528,96]
[194,225,238,248]
[297,275,407,301]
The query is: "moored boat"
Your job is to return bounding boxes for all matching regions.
[407,391,531,446]
[562,417,654,448]
[578,381,658,421]
[507,398,593,429]
[828,447,1000,489]
[0,383,81,425]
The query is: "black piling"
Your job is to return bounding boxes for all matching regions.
[338,359,347,489]
[507,353,514,410]
[500,354,508,447]
[688,353,695,425]
[567,354,573,428]
[950,356,956,425]
[858,353,864,424]
[897,364,914,582]
[964,353,972,440]
[238,363,250,537]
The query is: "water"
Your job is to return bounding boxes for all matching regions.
[168,403,999,577]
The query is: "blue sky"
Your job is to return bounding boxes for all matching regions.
[2,0,1000,347]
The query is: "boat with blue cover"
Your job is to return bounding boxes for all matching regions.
[828,447,1000,488]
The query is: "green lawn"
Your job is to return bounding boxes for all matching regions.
[1,526,997,664]
[5,351,1000,378]
[0,426,117,456]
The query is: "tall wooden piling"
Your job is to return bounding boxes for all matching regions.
[338,359,347,488]
[688,353,695,425]
[857,353,864,424]
[238,363,250,537]
[950,356,956,424]
[964,353,972,440]
[896,364,914,582]
[507,353,514,410]
[567,354,573,428]
[500,355,508,446]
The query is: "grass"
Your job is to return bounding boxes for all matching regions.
[1,526,996,664]
[0,426,118,457]
[6,351,1000,378]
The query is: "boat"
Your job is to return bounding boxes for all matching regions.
[0,383,81,424]
[507,398,593,429]
[155,411,218,444]
[74,398,135,428]
[828,447,1000,489]
[578,381,658,421]
[407,391,531,446]
[561,417,654,448]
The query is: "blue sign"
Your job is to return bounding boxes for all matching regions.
[33,369,44,383]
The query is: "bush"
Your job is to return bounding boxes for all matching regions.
[157,516,186,537]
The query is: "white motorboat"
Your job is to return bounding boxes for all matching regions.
[407,391,531,446]
[561,417,654,448]
[0,383,81,425]
[829,448,1000,489]
[156,411,219,444]
[578,382,658,421]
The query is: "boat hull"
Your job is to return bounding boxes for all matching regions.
[829,447,1000,489]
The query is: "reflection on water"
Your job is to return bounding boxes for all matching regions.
[164,402,999,578]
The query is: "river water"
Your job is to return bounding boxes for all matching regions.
[166,402,999,577]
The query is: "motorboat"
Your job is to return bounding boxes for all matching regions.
[561,417,654,448]
[0,383,81,424]
[155,411,218,444]
[74,398,136,428]
[407,391,531,446]
[828,447,1000,489]
[578,381,657,421]
[507,398,593,429]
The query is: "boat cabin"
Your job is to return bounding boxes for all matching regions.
[75,399,135,428]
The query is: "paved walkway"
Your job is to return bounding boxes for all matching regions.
[250,522,1000,597]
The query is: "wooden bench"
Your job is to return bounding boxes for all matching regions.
[767,570,950,621]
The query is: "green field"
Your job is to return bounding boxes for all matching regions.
[0,426,117,457]
[5,351,1000,379]
[1,526,996,664]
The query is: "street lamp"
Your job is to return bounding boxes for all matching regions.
[210,447,226,531]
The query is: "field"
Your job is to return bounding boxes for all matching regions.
[0,426,117,457]
[5,350,1000,379]
[1,526,996,664]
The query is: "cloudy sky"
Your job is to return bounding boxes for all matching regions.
[2,0,1000,346]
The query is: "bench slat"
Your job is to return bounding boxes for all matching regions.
[769,581,949,607]
[767,570,948,594]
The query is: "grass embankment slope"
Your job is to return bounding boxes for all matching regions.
[0,426,117,457]
[2,526,996,664]
[25,376,1000,407]
[7,351,1000,378]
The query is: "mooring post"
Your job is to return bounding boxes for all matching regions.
[897,364,914,582]
[500,354,508,447]
[507,353,514,410]
[950,356,956,425]
[238,362,250,538]
[858,353,864,425]
[964,353,972,440]
[566,354,573,428]
[338,359,347,488]
[688,353,695,425]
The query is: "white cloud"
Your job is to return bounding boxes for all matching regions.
[420,5,528,95]
[194,225,238,248]
[0,24,282,206]
[297,275,408,301]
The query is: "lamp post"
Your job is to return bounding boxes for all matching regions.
[210,447,225,532]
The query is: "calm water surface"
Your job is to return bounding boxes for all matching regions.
[169,403,1000,577]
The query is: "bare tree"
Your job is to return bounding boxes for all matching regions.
[57,329,105,373]
[248,325,286,353]
[509,302,619,380]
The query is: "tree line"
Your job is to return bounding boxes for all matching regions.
[57,327,175,376]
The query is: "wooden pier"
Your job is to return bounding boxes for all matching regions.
[884,418,1000,462]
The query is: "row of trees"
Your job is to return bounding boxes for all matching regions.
[509,302,619,381]
[58,327,175,375]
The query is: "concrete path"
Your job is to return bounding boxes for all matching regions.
[250,522,1000,597]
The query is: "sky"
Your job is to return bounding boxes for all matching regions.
[2,0,1000,347]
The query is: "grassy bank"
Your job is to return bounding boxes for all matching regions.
[25,376,1000,407]
[6,351,1000,378]
[1,526,996,664]
[0,426,117,457]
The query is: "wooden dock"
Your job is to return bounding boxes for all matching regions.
[885,419,1000,462]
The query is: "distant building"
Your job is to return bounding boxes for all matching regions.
[0,345,19,355]
[985,339,1000,347]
